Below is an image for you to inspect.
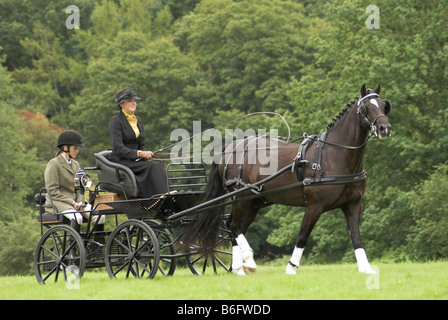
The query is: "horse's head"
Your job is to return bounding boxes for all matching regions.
[357,83,391,140]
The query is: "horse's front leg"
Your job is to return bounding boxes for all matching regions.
[286,204,323,275]
[343,202,376,274]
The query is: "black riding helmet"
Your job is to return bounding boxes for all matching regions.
[57,130,85,148]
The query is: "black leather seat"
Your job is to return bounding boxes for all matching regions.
[34,191,69,224]
[94,150,140,198]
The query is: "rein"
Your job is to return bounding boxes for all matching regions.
[307,93,388,150]
[303,131,374,151]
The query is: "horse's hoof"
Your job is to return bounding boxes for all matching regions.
[232,267,246,276]
[243,258,257,270]
[242,251,257,270]
[359,268,377,275]
[243,266,257,274]
[285,263,297,275]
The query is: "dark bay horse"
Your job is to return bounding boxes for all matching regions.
[185,84,391,275]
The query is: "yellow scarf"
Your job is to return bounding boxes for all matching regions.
[123,110,140,138]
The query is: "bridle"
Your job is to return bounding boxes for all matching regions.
[292,90,391,180]
[304,93,389,151]
[356,93,389,138]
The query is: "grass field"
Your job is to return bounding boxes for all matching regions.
[1,261,447,300]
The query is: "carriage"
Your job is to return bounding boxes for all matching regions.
[34,84,392,284]
[34,150,233,284]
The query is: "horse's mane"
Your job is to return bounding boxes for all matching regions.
[326,88,377,131]
[326,99,356,131]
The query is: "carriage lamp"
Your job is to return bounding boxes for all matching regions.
[74,168,92,190]
[74,168,92,208]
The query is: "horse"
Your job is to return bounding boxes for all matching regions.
[184,84,391,275]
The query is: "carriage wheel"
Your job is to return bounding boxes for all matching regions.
[186,219,233,275]
[34,225,86,285]
[105,219,160,280]
[144,220,176,276]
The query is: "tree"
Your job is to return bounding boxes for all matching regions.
[0,64,43,220]
[11,22,86,117]
[407,164,448,261]
[186,0,319,113]
[68,31,198,160]
[0,64,44,276]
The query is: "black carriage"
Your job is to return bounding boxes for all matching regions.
[33,150,233,284]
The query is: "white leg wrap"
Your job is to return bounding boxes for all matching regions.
[355,248,376,274]
[286,247,303,275]
[236,234,252,252]
[236,234,257,271]
[232,246,245,276]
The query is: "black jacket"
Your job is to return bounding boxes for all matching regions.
[108,111,169,198]
[108,111,146,162]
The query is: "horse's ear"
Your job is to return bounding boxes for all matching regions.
[361,84,367,97]
[383,99,391,115]
[375,83,381,94]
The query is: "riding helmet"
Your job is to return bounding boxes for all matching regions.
[57,130,85,148]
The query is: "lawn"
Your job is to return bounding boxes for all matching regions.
[1,262,446,300]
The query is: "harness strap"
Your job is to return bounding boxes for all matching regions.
[303,170,367,186]
[292,133,315,181]
[311,132,327,177]
[225,178,263,195]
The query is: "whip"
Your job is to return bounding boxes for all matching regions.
[153,111,291,155]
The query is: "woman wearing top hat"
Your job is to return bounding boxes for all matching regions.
[108,88,169,198]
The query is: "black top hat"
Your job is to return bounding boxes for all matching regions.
[115,88,142,110]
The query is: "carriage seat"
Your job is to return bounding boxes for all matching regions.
[94,150,140,198]
[34,192,69,224]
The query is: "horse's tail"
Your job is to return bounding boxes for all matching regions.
[182,162,226,253]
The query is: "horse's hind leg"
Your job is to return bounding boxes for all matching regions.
[286,204,323,275]
[229,199,263,275]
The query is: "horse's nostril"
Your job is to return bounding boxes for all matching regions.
[379,125,391,138]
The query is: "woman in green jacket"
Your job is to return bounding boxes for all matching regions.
[44,130,105,234]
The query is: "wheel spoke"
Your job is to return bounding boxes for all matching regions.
[35,226,86,284]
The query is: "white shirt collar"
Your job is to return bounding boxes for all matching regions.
[61,153,72,166]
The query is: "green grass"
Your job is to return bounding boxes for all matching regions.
[1,262,447,300]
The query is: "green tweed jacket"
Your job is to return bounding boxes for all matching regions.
[44,154,82,214]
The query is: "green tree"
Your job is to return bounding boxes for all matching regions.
[0,64,42,220]
[407,164,448,261]
[11,22,86,117]
[69,31,198,160]
[186,0,319,113]
[0,63,44,275]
